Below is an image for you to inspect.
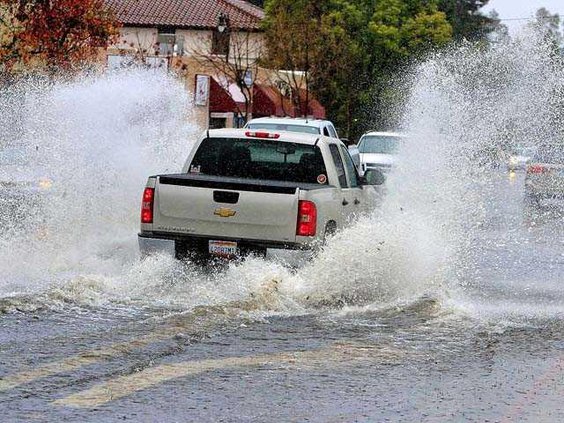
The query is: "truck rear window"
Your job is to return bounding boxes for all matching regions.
[189,138,327,184]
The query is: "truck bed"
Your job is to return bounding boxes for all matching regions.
[143,173,333,248]
[156,173,332,193]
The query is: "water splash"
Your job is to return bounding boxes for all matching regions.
[0,31,562,322]
[0,70,199,296]
[393,29,564,321]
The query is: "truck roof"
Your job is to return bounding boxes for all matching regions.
[207,128,331,146]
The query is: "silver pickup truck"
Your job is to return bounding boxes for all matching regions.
[138,128,384,261]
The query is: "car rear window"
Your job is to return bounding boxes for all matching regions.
[189,137,327,184]
[246,123,320,135]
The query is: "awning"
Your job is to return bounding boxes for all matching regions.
[252,84,296,118]
[209,77,239,113]
[295,88,326,119]
[209,79,326,119]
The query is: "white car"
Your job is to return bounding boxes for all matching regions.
[357,131,405,173]
[245,117,360,168]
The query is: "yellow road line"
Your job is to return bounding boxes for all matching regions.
[53,349,322,408]
[53,341,400,409]
[0,285,287,392]
[0,298,270,392]
[0,330,177,392]
[0,311,225,392]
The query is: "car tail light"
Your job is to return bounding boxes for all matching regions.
[245,131,280,139]
[141,187,154,223]
[527,164,549,174]
[296,200,317,236]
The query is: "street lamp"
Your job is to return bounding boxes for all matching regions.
[217,12,229,33]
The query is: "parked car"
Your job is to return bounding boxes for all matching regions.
[244,117,360,168]
[138,128,384,261]
[245,117,339,137]
[524,147,564,207]
[357,132,405,173]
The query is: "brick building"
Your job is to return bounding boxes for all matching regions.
[105,0,325,129]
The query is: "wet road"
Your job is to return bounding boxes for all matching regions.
[1,171,563,422]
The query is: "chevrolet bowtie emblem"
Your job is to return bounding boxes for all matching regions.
[214,207,237,218]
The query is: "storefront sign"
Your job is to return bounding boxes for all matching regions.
[195,75,210,106]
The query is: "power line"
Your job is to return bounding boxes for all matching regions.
[494,14,564,23]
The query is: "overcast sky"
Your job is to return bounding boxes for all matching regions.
[482,0,564,33]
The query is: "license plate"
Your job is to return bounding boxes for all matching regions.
[208,240,238,257]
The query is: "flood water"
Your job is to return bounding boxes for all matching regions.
[1,31,563,422]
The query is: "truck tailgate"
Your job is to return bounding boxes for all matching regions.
[153,175,300,243]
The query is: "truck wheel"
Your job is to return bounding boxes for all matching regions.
[175,240,209,263]
[175,240,189,260]
[323,221,337,246]
[239,246,267,258]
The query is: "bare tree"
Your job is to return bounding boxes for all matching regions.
[258,68,309,117]
[190,23,265,125]
[111,28,172,70]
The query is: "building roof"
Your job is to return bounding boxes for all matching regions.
[105,0,264,30]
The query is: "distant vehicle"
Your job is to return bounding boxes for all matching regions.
[524,147,564,207]
[357,132,405,173]
[138,128,384,262]
[244,117,360,168]
[0,146,52,194]
[507,146,536,171]
[245,117,340,138]
[0,145,52,230]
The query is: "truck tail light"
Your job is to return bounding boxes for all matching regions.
[245,131,280,139]
[296,200,317,236]
[141,187,154,224]
[527,164,549,174]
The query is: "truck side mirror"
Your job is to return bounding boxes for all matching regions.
[363,169,386,186]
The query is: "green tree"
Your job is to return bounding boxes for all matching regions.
[353,1,451,135]
[437,0,497,41]
[530,7,562,52]
[265,0,492,138]
[246,0,265,7]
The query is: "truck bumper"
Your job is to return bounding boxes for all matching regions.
[138,231,313,260]
[138,234,175,258]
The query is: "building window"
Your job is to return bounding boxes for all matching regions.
[157,28,184,56]
[212,30,230,56]
[209,117,228,129]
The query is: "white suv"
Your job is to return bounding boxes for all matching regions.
[245,117,340,138]
[245,117,360,167]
